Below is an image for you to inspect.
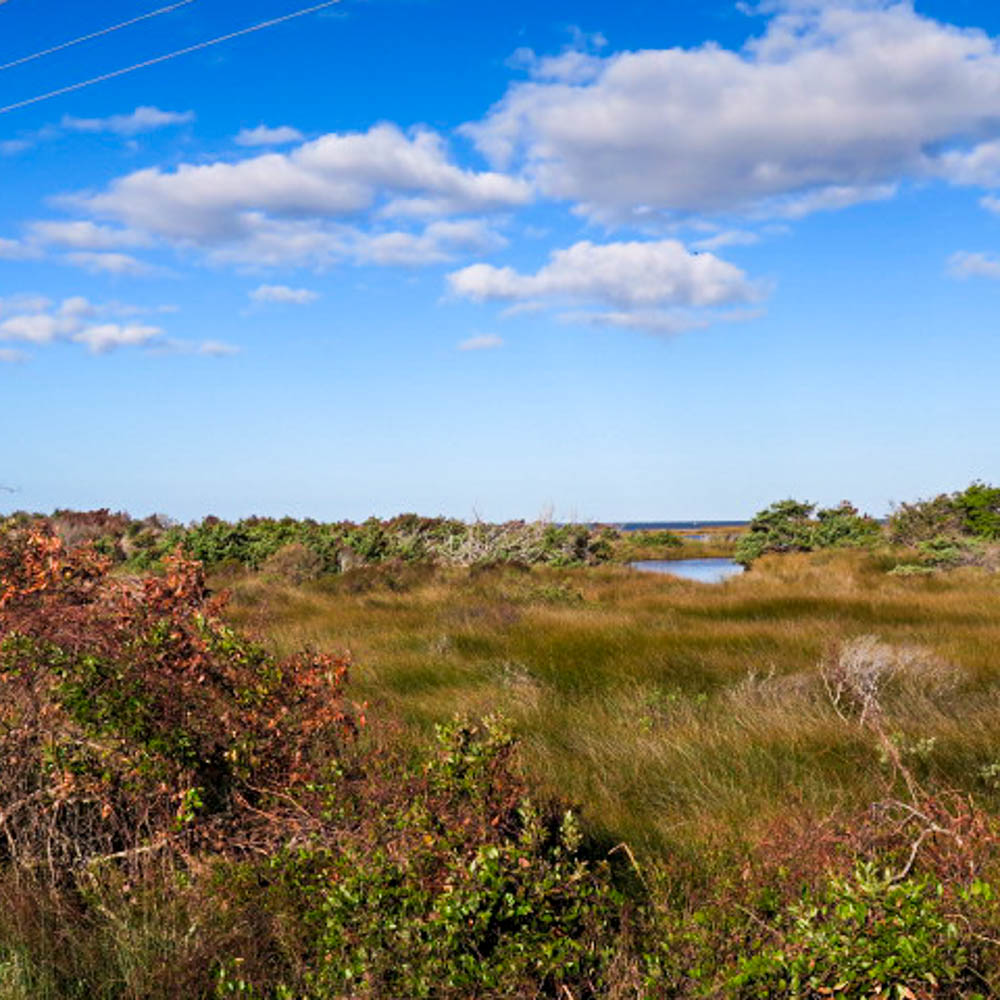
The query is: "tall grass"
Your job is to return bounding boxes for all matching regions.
[227,550,1000,858]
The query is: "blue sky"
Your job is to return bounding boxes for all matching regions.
[2,0,1000,522]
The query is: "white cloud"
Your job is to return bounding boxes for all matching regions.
[79,123,532,256]
[29,220,151,250]
[355,219,507,266]
[62,106,194,137]
[0,237,39,260]
[0,348,28,363]
[448,239,760,309]
[73,323,162,354]
[0,295,215,358]
[65,251,155,276]
[0,294,52,316]
[980,194,1000,215]
[557,309,711,335]
[934,140,1000,188]
[556,306,764,335]
[948,250,1000,279]
[0,312,75,344]
[691,229,761,251]
[236,124,304,146]
[458,333,504,350]
[499,300,546,318]
[250,284,319,304]
[770,183,897,218]
[0,298,92,344]
[197,340,240,357]
[0,139,32,156]
[466,3,1000,221]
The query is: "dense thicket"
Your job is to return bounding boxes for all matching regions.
[0,509,617,575]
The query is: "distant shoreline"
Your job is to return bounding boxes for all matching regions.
[612,521,749,531]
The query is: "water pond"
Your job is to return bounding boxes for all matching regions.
[629,558,745,584]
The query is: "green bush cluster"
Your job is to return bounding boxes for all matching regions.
[731,863,986,998]
[215,719,622,999]
[0,511,616,574]
[888,482,1000,545]
[734,499,880,565]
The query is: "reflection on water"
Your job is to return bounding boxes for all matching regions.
[629,558,745,584]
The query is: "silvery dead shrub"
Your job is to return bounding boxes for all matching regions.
[822,635,957,725]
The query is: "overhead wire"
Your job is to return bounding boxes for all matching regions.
[0,0,342,116]
[0,1,199,74]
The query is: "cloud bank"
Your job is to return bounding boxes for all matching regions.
[466,3,1000,221]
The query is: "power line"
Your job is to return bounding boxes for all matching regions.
[0,1,198,74]
[0,0,342,117]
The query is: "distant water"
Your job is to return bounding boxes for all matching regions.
[630,558,745,584]
[617,521,747,531]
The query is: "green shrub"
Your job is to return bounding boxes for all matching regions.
[214,718,623,999]
[888,482,1000,546]
[735,500,879,566]
[730,863,982,998]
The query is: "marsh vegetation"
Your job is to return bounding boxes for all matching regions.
[2,490,1000,996]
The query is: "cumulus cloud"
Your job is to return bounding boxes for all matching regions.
[236,125,304,146]
[78,123,531,256]
[249,284,319,304]
[62,106,194,136]
[448,239,760,309]
[0,313,71,344]
[948,250,1000,279]
[73,323,162,354]
[0,295,226,358]
[466,3,1000,221]
[458,333,504,350]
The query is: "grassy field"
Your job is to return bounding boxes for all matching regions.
[225,547,1000,860]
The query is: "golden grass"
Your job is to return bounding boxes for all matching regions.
[223,549,1000,859]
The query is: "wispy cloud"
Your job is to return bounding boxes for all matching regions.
[64,251,157,277]
[948,250,1000,279]
[0,236,40,260]
[235,124,304,146]
[691,229,761,251]
[249,284,319,304]
[458,333,504,350]
[62,106,194,137]
[29,220,151,250]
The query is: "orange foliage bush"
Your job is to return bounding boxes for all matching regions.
[0,520,356,880]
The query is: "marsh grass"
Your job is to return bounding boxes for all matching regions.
[224,549,1000,863]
